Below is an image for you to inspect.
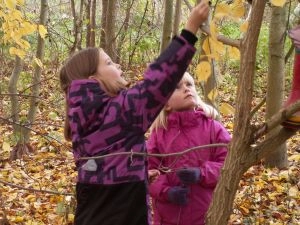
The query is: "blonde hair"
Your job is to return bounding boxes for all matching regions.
[150,72,218,131]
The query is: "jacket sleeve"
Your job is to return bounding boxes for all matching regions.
[147,131,171,202]
[116,33,197,132]
[199,121,231,188]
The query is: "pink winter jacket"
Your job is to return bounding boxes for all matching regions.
[147,110,231,225]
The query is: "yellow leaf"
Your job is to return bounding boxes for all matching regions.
[34,57,43,68]
[202,37,211,55]
[240,21,249,33]
[13,216,24,223]
[9,47,26,58]
[16,0,24,5]
[68,214,75,223]
[288,154,300,161]
[38,25,47,39]
[228,46,240,60]
[2,141,10,152]
[4,0,16,10]
[270,0,287,7]
[230,1,245,18]
[288,186,299,198]
[220,103,235,116]
[210,21,218,41]
[214,3,230,19]
[208,89,218,102]
[195,61,211,82]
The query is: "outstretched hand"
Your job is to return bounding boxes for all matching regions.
[289,25,300,49]
[185,0,210,35]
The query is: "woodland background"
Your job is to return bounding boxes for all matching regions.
[0,0,299,224]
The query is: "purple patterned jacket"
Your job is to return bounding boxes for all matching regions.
[67,35,196,185]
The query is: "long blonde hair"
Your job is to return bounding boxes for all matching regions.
[150,72,218,132]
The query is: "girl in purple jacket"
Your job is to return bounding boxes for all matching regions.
[59,2,209,225]
[147,72,231,225]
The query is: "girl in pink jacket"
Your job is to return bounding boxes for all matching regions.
[147,72,231,225]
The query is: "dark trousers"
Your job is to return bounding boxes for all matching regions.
[74,181,149,225]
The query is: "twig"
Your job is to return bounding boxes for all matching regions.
[249,96,266,119]
[78,143,228,160]
[0,179,73,196]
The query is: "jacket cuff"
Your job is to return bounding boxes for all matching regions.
[180,29,198,46]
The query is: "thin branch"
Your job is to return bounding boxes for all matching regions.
[249,96,266,119]
[0,116,71,152]
[252,127,296,164]
[78,143,228,160]
[254,100,300,139]
[183,0,240,48]
[0,179,73,196]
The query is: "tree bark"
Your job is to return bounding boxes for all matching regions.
[160,0,173,52]
[173,0,181,36]
[206,1,268,224]
[100,0,108,49]
[8,56,23,135]
[265,6,287,168]
[23,0,49,144]
[105,0,117,60]
[70,0,84,54]
[85,0,92,47]
[90,0,97,47]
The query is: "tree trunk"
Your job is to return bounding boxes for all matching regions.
[105,0,117,60]
[265,6,287,168]
[206,1,268,224]
[8,56,23,135]
[23,0,48,143]
[116,0,134,63]
[90,0,97,47]
[160,0,173,53]
[173,0,181,36]
[85,0,91,47]
[70,0,84,54]
[100,0,108,49]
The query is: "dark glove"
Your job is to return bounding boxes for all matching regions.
[167,186,189,205]
[176,167,201,185]
[289,25,300,49]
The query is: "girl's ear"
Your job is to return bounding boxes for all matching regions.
[165,104,172,112]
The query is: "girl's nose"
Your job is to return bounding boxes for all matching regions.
[115,63,121,69]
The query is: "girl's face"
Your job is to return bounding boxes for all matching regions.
[92,49,128,93]
[165,73,198,112]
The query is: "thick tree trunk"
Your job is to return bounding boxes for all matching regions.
[160,0,173,52]
[206,1,268,224]
[265,6,287,168]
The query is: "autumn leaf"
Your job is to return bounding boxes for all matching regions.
[270,0,287,7]
[38,24,47,39]
[240,21,249,33]
[195,61,211,82]
[220,103,235,116]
